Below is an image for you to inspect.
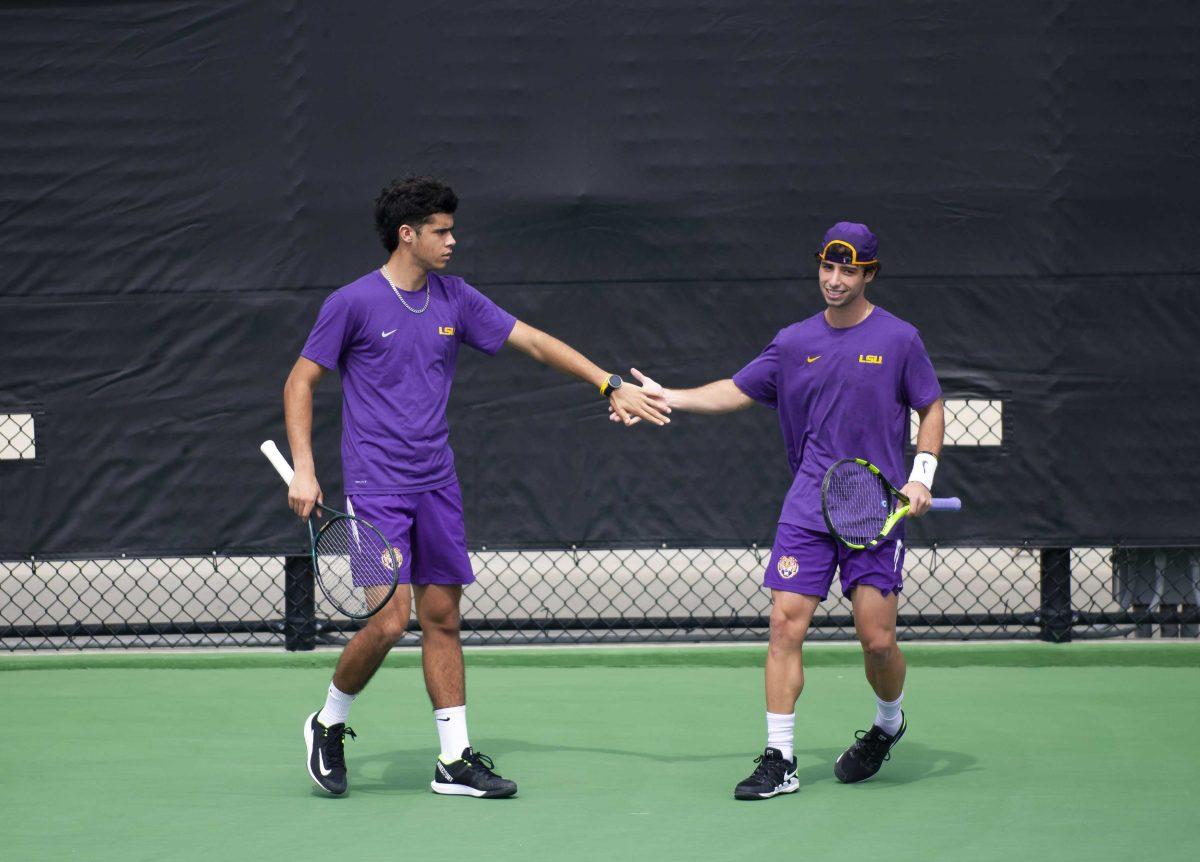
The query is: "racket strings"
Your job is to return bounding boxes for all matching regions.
[825,462,893,545]
[314,517,397,618]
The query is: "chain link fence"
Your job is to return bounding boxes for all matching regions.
[2,546,1197,650]
[2,407,1197,650]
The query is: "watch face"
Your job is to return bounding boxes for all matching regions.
[608,374,623,390]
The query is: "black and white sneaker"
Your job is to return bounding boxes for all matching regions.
[431,747,518,798]
[733,747,799,800]
[303,711,356,795]
[834,712,906,784]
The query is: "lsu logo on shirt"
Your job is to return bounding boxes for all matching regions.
[858,354,883,365]
[776,555,799,579]
[381,549,404,571]
[438,326,455,336]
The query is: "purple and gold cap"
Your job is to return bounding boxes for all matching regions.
[816,222,879,267]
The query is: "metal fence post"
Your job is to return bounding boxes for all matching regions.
[1039,548,1072,643]
[284,554,316,651]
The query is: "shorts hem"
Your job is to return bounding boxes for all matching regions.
[764,581,829,601]
[844,579,904,598]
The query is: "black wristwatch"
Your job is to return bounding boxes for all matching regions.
[599,373,623,398]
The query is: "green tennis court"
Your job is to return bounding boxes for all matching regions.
[4,642,1196,862]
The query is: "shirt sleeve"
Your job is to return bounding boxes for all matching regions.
[457,281,517,355]
[901,331,942,410]
[731,332,783,409]
[300,292,353,370]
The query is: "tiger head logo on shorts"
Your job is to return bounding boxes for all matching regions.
[776,555,799,579]
[381,549,403,571]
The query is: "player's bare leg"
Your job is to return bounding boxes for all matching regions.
[765,590,820,713]
[850,586,905,700]
[331,585,414,694]
[304,586,412,795]
[735,590,818,800]
[413,583,465,708]
[834,586,906,783]
[415,582,517,798]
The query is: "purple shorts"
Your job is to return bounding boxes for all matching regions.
[346,481,475,586]
[764,523,905,600]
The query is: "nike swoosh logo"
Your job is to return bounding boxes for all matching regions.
[806,355,821,364]
[318,749,333,777]
[437,717,451,722]
[382,329,397,338]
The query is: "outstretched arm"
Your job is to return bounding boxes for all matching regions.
[664,377,754,414]
[506,320,671,426]
[610,369,754,424]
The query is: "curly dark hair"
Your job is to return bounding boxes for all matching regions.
[374,176,458,252]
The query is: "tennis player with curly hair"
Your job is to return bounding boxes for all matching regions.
[283,176,668,798]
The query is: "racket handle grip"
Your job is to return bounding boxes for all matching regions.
[260,440,295,485]
[931,497,961,511]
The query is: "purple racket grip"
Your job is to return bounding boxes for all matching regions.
[930,497,961,511]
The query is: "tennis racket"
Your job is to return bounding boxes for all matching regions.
[260,440,401,619]
[821,457,961,550]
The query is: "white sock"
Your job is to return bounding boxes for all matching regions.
[766,711,795,762]
[316,682,356,727]
[874,692,904,736]
[434,705,470,761]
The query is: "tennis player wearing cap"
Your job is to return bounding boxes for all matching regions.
[283,176,668,798]
[617,223,944,799]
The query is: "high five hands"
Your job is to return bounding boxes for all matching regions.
[609,369,667,427]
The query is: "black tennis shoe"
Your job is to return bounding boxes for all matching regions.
[734,747,799,800]
[834,712,906,783]
[304,711,356,795]
[431,747,518,798]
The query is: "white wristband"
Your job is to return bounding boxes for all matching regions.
[908,452,938,490]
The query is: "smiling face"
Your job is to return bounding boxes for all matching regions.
[399,212,456,271]
[818,259,875,308]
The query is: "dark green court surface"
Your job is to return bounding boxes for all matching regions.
[4,643,1197,862]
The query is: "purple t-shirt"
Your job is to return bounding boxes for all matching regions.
[301,270,517,494]
[732,307,941,534]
